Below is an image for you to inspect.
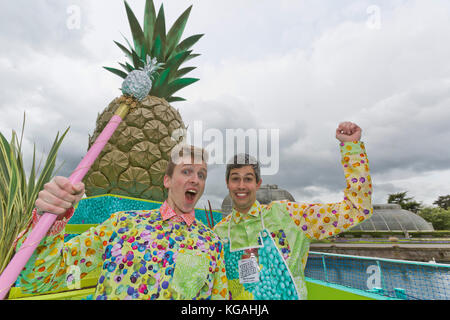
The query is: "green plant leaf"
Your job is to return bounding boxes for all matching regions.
[151,67,171,97]
[153,4,166,58]
[111,1,202,99]
[6,156,18,215]
[26,144,36,204]
[172,34,204,57]
[143,0,156,54]
[164,50,192,81]
[0,120,69,275]
[119,62,133,73]
[14,139,26,198]
[114,40,134,62]
[151,35,163,62]
[103,67,128,79]
[185,53,201,63]
[130,48,144,69]
[165,77,199,98]
[175,67,196,79]
[118,33,141,68]
[121,33,135,52]
[167,96,186,102]
[0,133,11,183]
[35,128,69,189]
[125,62,134,71]
[124,1,146,57]
[165,5,192,59]
[32,141,66,217]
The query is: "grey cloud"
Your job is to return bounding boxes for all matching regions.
[361,81,450,176]
[0,0,91,60]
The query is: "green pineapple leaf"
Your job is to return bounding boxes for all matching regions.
[126,62,135,72]
[172,34,204,57]
[143,0,157,54]
[175,67,196,79]
[167,96,186,103]
[185,53,201,63]
[165,5,192,59]
[114,41,133,62]
[107,0,202,100]
[165,78,199,98]
[151,67,171,97]
[103,67,127,79]
[121,32,135,52]
[153,4,166,59]
[118,62,133,73]
[124,1,146,57]
[130,48,144,69]
[151,35,163,62]
[164,50,192,82]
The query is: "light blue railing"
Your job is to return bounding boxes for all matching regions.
[305,251,450,300]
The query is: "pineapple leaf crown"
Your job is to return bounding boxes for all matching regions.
[143,56,164,81]
[104,0,203,103]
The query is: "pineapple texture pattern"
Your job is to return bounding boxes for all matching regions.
[83,96,185,201]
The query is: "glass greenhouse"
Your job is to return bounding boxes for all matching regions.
[351,204,434,231]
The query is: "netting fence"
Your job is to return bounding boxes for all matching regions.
[305,251,450,300]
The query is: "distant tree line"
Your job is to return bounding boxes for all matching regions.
[387,192,450,230]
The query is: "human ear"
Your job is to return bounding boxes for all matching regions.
[163,175,171,189]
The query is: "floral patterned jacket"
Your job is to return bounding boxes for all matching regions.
[15,201,229,300]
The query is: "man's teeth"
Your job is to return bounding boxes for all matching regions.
[237,193,247,197]
[187,189,197,194]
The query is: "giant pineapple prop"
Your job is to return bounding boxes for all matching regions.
[84,0,203,201]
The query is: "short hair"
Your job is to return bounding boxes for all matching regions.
[165,144,209,177]
[226,153,261,183]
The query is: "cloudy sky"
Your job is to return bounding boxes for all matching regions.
[1,0,450,211]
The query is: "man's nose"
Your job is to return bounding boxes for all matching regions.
[189,174,200,184]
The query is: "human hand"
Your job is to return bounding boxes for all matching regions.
[335,121,362,142]
[35,176,85,217]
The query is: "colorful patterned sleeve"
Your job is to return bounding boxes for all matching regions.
[275,141,373,240]
[211,241,229,300]
[14,211,122,294]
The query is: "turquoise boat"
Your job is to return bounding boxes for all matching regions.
[6,195,450,300]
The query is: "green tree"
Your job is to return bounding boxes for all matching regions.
[418,207,450,230]
[387,191,422,213]
[433,195,450,210]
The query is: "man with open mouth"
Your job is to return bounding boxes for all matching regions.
[213,121,374,300]
[14,144,229,300]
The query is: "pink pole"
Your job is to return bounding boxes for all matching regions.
[0,105,128,300]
